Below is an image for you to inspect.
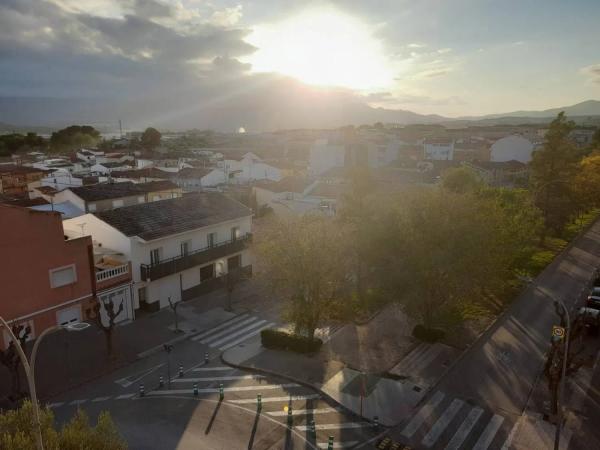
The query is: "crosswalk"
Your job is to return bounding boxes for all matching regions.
[396,390,516,450]
[191,313,275,351]
[147,363,379,449]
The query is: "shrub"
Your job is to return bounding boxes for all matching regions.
[412,324,446,343]
[260,329,323,353]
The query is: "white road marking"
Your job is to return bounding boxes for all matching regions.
[219,322,275,351]
[69,399,87,406]
[171,375,264,383]
[191,366,233,372]
[191,314,250,341]
[47,402,64,408]
[445,406,484,450]
[422,399,464,447]
[401,391,446,438]
[228,394,321,404]
[116,393,135,400]
[148,383,299,395]
[115,363,165,388]
[209,320,267,347]
[296,422,368,431]
[472,414,505,450]
[267,407,340,417]
[317,442,359,449]
[500,419,520,450]
[198,317,258,344]
[92,396,112,403]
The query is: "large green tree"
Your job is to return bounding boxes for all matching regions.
[0,401,126,450]
[140,127,161,150]
[49,125,100,152]
[441,166,483,194]
[256,216,349,339]
[529,112,581,234]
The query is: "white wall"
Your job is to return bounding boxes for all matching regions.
[490,135,534,163]
[54,189,86,212]
[309,139,345,175]
[42,173,84,191]
[424,142,454,160]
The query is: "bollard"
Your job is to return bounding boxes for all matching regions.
[159,376,164,388]
[139,383,145,397]
[178,364,183,377]
[287,406,293,425]
[257,394,262,411]
[373,415,379,430]
[193,383,198,396]
[327,436,334,450]
[219,383,224,401]
[204,352,209,364]
[309,419,316,435]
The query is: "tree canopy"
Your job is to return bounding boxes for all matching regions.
[0,133,46,157]
[140,127,161,149]
[49,125,100,152]
[441,166,483,194]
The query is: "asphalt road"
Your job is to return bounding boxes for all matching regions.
[388,219,600,449]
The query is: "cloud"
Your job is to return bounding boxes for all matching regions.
[581,63,600,85]
[211,5,243,27]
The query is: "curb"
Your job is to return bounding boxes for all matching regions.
[220,350,382,428]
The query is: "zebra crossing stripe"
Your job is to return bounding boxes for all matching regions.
[47,402,64,408]
[191,314,249,341]
[69,399,87,406]
[296,422,368,431]
[219,322,275,351]
[171,375,263,383]
[191,366,233,372]
[92,396,111,403]
[148,383,299,396]
[401,391,446,438]
[116,394,135,400]
[422,398,464,447]
[500,420,520,450]
[444,406,484,450]
[208,320,267,347]
[317,442,359,449]
[472,414,505,450]
[267,407,340,417]
[199,317,258,344]
[228,394,321,404]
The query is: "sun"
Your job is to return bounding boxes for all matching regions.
[243,8,393,90]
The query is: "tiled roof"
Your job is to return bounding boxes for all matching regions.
[176,168,213,179]
[34,186,58,195]
[254,177,311,194]
[110,168,174,180]
[95,192,252,241]
[69,181,179,201]
[0,164,47,175]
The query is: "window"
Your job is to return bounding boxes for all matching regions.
[49,265,77,288]
[200,264,215,281]
[231,227,240,241]
[112,199,124,208]
[137,196,145,203]
[181,240,191,256]
[152,195,160,201]
[138,287,147,304]
[150,248,161,265]
[88,203,96,212]
[207,232,217,248]
[228,254,241,271]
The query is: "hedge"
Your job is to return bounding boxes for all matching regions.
[260,329,323,353]
[412,324,446,343]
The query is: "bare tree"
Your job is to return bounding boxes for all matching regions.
[0,323,31,399]
[167,296,182,333]
[223,268,247,312]
[93,298,124,358]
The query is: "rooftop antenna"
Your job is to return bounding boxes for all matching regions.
[119,120,123,138]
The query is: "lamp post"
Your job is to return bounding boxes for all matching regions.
[0,316,90,450]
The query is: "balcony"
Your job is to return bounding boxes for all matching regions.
[140,233,251,281]
[95,262,132,291]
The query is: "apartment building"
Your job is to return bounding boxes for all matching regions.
[63,192,253,313]
[0,165,48,196]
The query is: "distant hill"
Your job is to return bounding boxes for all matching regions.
[461,100,600,120]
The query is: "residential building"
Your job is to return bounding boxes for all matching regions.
[110,168,173,182]
[63,192,253,313]
[490,135,535,163]
[90,161,133,175]
[253,177,314,210]
[463,160,529,186]
[221,152,282,184]
[309,139,346,176]
[173,168,227,189]
[423,138,455,160]
[54,181,182,214]
[0,165,48,196]
[0,205,132,348]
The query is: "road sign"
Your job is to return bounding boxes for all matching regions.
[552,325,565,339]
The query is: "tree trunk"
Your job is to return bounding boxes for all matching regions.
[104,329,114,358]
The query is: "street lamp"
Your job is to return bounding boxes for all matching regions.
[0,316,90,450]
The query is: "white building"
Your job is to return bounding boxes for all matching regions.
[174,168,227,188]
[423,139,454,161]
[63,193,253,313]
[221,153,282,184]
[367,141,400,168]
[309,139,346,176]
[490,135,534,163]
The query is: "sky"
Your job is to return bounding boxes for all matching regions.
[1,0,599,128]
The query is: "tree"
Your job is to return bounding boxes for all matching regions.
[93,297,124,358]
[256,216,349,339]
[167,296,182,333]
[441,166,483,194]
[0,400,127,449]
[0,323,31,400]
[574,153,600,210]
[223,267,248,312]
[530,112,581,235]
[140,127,161,150]
[49,126,100,152]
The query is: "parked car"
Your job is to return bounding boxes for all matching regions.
[578,307,600,335]
[586,287,600,309]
